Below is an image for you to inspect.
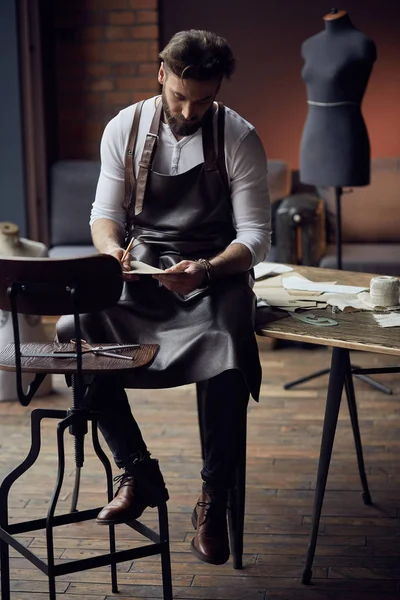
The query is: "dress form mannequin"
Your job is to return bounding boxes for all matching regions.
[299,9,377,187]
[289,15,385,398]
[0,222,52,400]
[0,222,47,258]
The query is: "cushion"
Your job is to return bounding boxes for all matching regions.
[318,157,400,243]
[50,160,101,247]
[319,243,400,276]
[48,159,290,250]
[49,245,97,258]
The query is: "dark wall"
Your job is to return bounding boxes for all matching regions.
[50,0,160,160]
[0,0,26,235]
[160,1,400,169]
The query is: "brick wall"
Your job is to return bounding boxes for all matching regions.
[53,0,160,159]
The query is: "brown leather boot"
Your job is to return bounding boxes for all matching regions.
[96,458,169,524]
[190,484,230,565]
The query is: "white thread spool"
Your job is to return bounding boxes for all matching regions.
[369,276,400,307]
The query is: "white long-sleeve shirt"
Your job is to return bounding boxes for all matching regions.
[91,96,271,266]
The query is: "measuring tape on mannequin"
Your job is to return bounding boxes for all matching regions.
[369,276,400,307]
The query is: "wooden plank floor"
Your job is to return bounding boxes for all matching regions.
[1,340,399,600]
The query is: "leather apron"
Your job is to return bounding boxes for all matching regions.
[57,100,262,400]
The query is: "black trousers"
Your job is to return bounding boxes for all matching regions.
[87,369,249,488]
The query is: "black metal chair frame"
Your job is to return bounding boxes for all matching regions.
[0,255,173,600]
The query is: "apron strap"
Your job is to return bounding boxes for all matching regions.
[202,107,217,172]
[125,99,229,227]
[217,103,229,192]
[135,100,163,216]
[123,100,144,215]
[202,103,229,193]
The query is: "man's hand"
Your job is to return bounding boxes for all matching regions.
[91,219,139,281]
[106,246,139,282]
[153,260,207,294]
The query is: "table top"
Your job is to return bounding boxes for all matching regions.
[257,265,400,357]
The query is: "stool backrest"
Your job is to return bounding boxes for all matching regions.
[0,254,123,315]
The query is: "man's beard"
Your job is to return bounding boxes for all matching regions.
[161,89,211,137]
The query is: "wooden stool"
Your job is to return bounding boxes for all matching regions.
[0,254,173,600]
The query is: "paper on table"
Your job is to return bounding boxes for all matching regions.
[253,286,320,308]
[282,275,368,295]
[255,273,321,303]
[126,260,182,276]
[373,312,400,327]
[323,290,400,312]
[254,262,293,280]
[253,272,329,311]
[254,272,308,292]
[323,293,373,311]
[287,289,322,297]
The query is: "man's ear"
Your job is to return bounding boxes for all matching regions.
[158,62,165,85]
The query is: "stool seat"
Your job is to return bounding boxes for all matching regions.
[0,341,158,374]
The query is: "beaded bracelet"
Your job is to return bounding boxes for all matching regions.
[196,258,214,284]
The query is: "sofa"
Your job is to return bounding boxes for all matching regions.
[316,157,400,276]
[49,157,400,278]
[48,159,291,258]
[49,160,99,257]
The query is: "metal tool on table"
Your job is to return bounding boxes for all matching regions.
[289,312,339,326]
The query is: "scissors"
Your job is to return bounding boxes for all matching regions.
[68,339,140,360]
[24,339,141,360]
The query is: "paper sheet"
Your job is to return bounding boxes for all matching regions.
[322,293,373,311]
[254,262,293,280]
[254,272,308,292]
[255,288,318,308]
[287,289,322,297]
[126,260,182,276]
[322,290,400,313]
[282,275,368,295]
[253,282,327,311]
[253,272,326,310]
[373,312,400,327]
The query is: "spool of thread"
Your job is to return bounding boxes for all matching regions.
[369,276,400,307]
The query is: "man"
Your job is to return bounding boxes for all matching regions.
[58,29,271,566]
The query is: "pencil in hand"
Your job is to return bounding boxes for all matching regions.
[121,238,134,265]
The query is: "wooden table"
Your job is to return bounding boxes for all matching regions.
[257,265,400,584]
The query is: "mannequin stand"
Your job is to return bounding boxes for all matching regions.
[284,186,392,395]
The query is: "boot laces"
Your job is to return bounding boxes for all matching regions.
[197,497,225,526]
[113,472,134,491]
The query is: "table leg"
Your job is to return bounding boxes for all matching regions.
[301,346,348,585]
[344,353,372,506]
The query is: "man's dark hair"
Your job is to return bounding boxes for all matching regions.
[159,30,235,81]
